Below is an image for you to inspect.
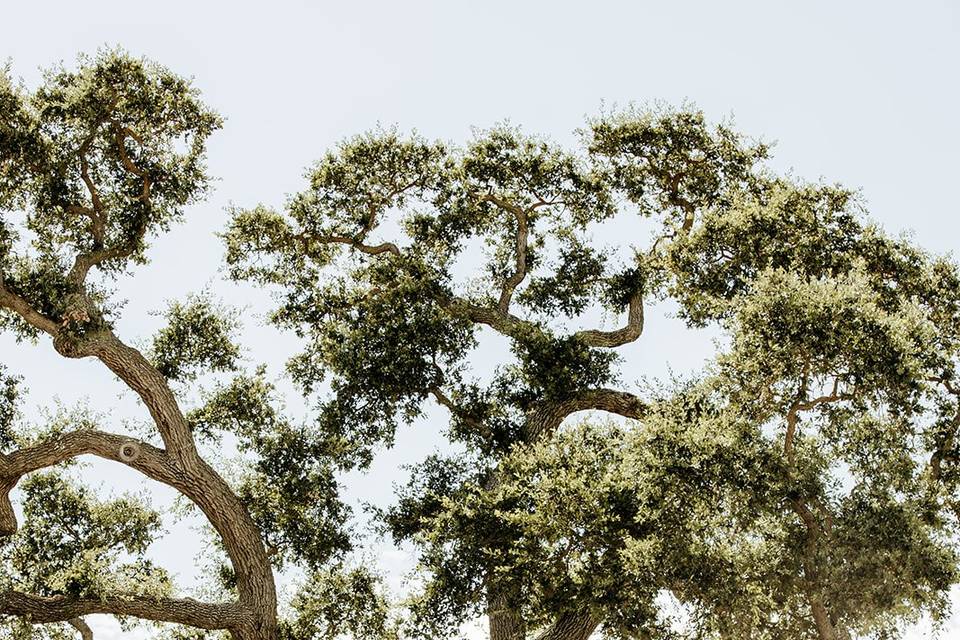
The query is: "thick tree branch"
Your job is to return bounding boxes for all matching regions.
[790,498,843,640]
[0,432,252,634]
[0,591,249,630]
[0,329,278,633]
[0,283,61,336]
[442,296,532,340]
[53,330,197,457]
[534,612,599,640]
[41,328,276,625]
[0,422,276,637]
[574,290,644,348]
[0,429,178,537]
[487,588,526,640]
[526,388,649,440]
[783,378,846,640]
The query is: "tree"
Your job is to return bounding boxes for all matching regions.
[2,50,959,640]
[0,51,391,640]
[224,110,960,640]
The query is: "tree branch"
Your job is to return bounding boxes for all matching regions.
[0,282,61,335]
[0,422,277,636]
[67,125,154,284]
[534,612,599,640]
[53,330,197,457]
[0,591,249,630]
[77,128,106,244]
[36,327,277,624]
[784,382,845,465]
[442,296,531,340]
[67,617,94,640]
[0,429,182,537]
[299,232,401,257]
[479,195,530,314]
[430,386,486,435]
[526,388,649,440]
[112,125,149,179]
[574,290,644,348]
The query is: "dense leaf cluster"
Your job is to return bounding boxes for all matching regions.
[224,107,960,640]
[4,49,960,640]
[187,370,354,573]
[0,364,20,451]
[0,472,170,636]
[1,49,220,340]
[150,295,241,381]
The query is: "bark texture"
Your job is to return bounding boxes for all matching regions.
[0,285,279,640]
[68,618,94,640]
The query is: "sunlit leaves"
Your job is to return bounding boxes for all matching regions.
[1,49,221,274]
[291,130,449,239]
[283,565,398,640]
[587,105,769,219]
[219,105,960,638]
[150,294,240,381]
[0,472,170,600]
[0,364,20,451]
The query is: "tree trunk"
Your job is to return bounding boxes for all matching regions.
[488,589,526,640]
[534,612,598,640]
[808,594,848,640]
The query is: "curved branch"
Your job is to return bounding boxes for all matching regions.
[112,125,149,179]
[300,232,401,257]
[67,617,94,640]
[480,195,530,314]
[14,321,276,628]
[0,591,249,630]
[574,291,644,348]
[526,388,649,440]
[0,424,276,637]
[0,431,248,631]
[53,331,196,457]
[0,429,182,537]
[0,283,61,335]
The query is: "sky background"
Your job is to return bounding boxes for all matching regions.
[2,1,959,637]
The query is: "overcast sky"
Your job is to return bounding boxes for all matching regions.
[3,1,959,638]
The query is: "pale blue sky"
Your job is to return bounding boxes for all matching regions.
[2,1,959,637]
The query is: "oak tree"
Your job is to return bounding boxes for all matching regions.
[2,49,960,640]
[0,51,386,640]
[225,110,960,640]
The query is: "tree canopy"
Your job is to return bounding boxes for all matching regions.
[2,50,960,640]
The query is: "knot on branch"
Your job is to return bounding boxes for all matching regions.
[58,293,101,331]
[118,442,141,463]
[60,306,91,329]
[53,294,106,357]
